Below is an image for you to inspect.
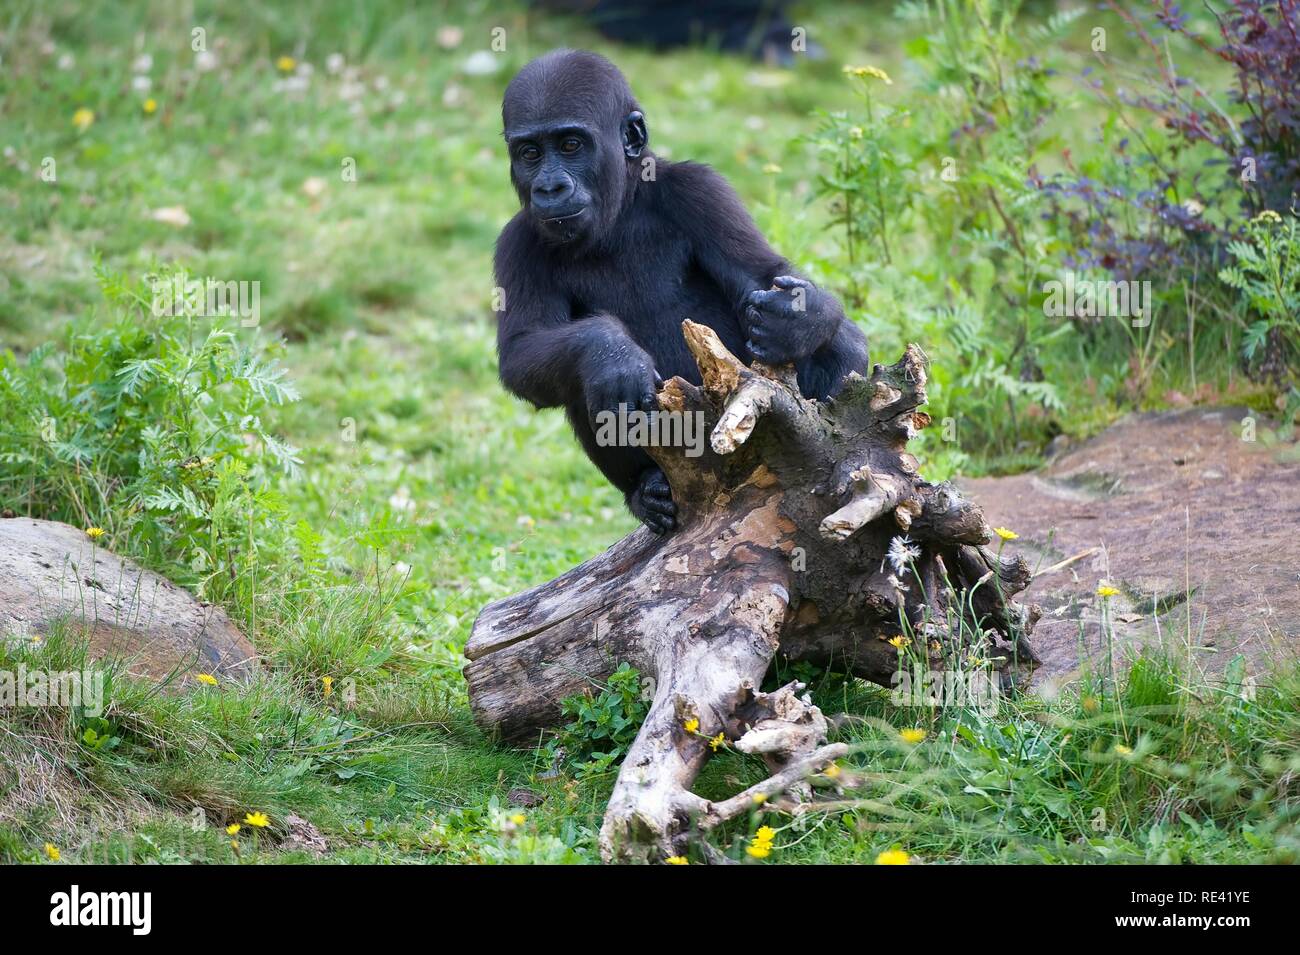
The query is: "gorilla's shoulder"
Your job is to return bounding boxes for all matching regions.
[661,159,734,193]
[656,160,747,217]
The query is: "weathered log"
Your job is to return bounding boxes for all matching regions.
[465,323,1037,862]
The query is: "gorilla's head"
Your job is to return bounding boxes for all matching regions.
[502,50,648,247]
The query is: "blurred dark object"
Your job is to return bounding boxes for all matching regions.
[539,0,820,64]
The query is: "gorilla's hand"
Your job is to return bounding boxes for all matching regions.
[743,275,841,366]
[582,345,661,430]
[628,466,676,534]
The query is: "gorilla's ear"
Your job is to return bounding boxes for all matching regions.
[622,110,648,159]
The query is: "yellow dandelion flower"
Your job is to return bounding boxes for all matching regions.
[709,732,726,752]
[196,673,218,686]
[875,848,910,865]
[994,527,1018,541]
[85,526,105,539]
[888,635,910,650]
[243,811,270,828]
[664,855,688,865]
[844,65,893,84]
[752,792,767,804]
[1097,584,1121,598]
[142,98,157,115]
[44,843,61,861]
[900,727,927,745]
[683,717,699,734]
[823,762,842,779]
[226,823,241,835]
[276,55,297,73]
[746,829,776,859]
[72,108,95,131]
[1114,743,1132,756]
[321,675,333,698]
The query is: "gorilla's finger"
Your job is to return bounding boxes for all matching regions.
[641,495,676,517]
[638,390,658,414]
[639,508,673,534]
[747,288,781,306]
[643,489,674,509]
[772,275,813,290]
[642,471,672,495]
[652,369,665,389]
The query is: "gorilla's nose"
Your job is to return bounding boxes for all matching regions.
[532,174,576,210]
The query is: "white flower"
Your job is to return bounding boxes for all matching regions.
[150,206,191,227]
[131,74,152,92]
[463,51,500,75]
[194,50,218,72]
[132,53,153,72]
[326,53,345,74]
[886,536,921,576]
[57,53,75,70]
[441,83,466,108]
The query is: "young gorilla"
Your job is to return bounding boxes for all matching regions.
[495,50,869,533]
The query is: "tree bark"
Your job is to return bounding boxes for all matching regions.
[465,322,1038,862]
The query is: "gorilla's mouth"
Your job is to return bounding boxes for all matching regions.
[540,208,587,225]
[537,207,589,242]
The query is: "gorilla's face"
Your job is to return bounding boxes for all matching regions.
[507,120,608,245]
[502,50,648,248]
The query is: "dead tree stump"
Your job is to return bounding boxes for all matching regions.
[465,322,1038,862]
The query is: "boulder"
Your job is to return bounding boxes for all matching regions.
[0,517,255,682]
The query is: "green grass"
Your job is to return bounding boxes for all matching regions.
[1,0,1296,863]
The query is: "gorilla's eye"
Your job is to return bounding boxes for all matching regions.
[519,144,541,162]
[559,138,582,155]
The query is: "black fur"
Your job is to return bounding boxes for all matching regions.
[494,49,870,533]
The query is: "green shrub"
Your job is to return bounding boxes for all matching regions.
[542,663,650,780]
[0,264,300,600]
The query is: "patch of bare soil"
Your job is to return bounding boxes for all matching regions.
[961,408,1300,691]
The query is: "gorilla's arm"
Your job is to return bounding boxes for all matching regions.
[495,216,659,417]
[495,216,675,530]
[665,163,869,398]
